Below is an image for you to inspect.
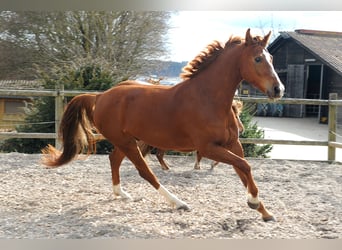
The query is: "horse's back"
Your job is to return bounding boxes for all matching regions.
[98,80,173,113]
[93,80,189,147]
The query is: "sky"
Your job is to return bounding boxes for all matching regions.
[165,11,342,62]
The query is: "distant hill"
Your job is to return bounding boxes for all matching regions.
[150,60,188,77]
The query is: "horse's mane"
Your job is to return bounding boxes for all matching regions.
[180,36,243,80]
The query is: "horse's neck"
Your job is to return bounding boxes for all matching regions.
[193,46,243,107]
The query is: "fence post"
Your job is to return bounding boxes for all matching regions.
[328,93,337,161]
[55,83,64,149]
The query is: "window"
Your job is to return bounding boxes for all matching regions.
[4,100,26,114]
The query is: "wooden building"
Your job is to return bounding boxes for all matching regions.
[0,80,41,131]
[241,29,342,124]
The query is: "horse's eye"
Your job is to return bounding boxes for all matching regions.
[255,57,262,63]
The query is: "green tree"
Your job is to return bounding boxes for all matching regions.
[0,40,38,80]
[240,104,273,158]
[0,66,115,153]
[0,11,171,81]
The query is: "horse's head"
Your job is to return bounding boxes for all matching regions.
[240,28,284,99]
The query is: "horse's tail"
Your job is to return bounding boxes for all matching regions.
[41,94,97,168]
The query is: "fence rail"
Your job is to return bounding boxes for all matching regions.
[0,89,341,161]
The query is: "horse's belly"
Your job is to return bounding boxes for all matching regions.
[132,126,196,152]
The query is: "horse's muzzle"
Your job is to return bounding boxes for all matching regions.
[267,83,284,99]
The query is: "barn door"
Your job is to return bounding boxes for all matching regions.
[286,64,305,117]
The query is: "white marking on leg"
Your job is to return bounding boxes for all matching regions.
[194,160,200,169]
[158,184,189,210]
[113,184,132,200]
[247,193,260,205]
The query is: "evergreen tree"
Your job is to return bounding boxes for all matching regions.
[239,103,273,158]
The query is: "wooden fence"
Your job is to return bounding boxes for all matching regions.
[0,88,341,161]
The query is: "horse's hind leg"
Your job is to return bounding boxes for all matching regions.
[156,149,170,170]
[119,139,189,210]
[109,147,132,199]
[194,152,201,170]
[210,161,219,169]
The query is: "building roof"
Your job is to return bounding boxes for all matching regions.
[0,80,43,90]
[269,29,342,75]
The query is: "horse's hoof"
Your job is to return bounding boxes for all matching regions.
[262,215,276,222]
[247,201,260,210]
[177,204,191,211]
[193,165,200,170]
[161,166,170,170]
[122,196,133,201]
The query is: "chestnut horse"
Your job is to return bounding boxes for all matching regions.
[42,29,284,221]
[138,100,244,170]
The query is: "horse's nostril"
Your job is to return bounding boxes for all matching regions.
[274,86,280,95]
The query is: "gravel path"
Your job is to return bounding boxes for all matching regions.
[0,153,341,239]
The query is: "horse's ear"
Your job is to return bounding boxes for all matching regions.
[261,30,272,47]
[245,28,253,46]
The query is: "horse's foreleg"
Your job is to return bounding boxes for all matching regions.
[201,144,256,195]
[225,142,274,221]
[200,143,274,221]
[230,162,274,220]
[119,141,189,210]
[109,148,132,200]
[194,151,201,169]
[228,141,248,188]
[156,149,170,170]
